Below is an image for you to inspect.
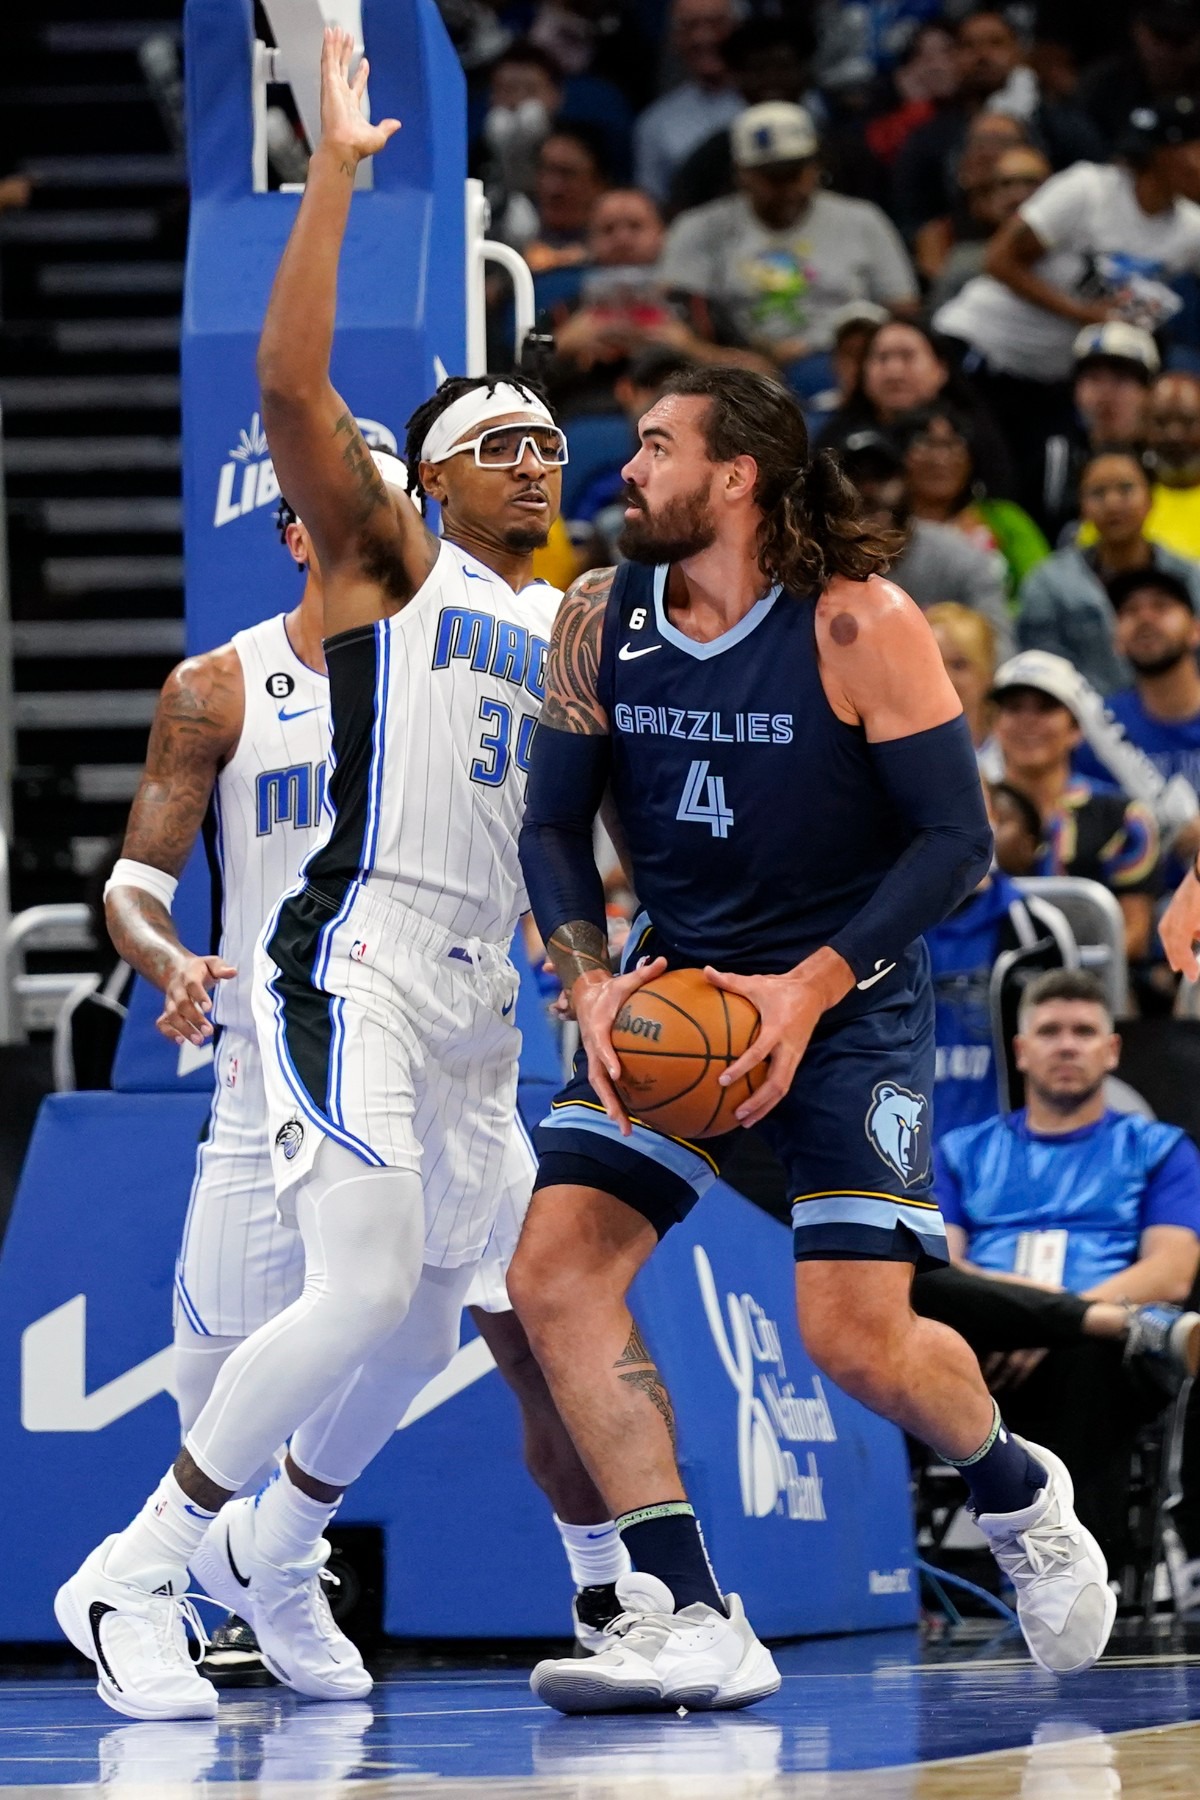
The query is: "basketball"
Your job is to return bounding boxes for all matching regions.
[610,968,766,1139]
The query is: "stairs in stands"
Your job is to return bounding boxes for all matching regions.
[0,4,186,913]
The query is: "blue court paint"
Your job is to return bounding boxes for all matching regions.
[4,1630,1200,1787]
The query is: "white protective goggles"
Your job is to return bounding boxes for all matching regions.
[430,421,569,469]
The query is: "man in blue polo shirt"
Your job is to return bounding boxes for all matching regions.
[932,967,1200,1562]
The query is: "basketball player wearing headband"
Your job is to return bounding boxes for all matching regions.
[512,365,1117,1713]
[57,30,626,1721]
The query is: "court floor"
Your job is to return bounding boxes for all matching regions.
[4,1621,1200,1796]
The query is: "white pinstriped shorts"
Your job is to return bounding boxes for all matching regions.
[253,882,530,1270]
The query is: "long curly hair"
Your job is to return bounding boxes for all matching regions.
[403,374,557,515]
[657,366,902,591]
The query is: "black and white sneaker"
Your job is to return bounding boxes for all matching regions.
[55,1536,217,1721]
[202,1612,263,1671]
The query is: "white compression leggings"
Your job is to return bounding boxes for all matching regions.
[183,1139,475,1494]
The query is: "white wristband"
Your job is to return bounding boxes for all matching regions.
[104,858,179,911]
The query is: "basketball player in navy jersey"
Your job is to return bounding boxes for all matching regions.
[512,365,1117,1713]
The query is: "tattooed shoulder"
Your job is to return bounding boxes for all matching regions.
[145,648,243,780]
[542,565,614,735]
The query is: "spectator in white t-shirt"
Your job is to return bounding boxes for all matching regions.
[935,96,1200,516]
[658,100,918,393]
[633,0,742,205]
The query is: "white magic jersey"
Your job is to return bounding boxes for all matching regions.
[210,614,330,1036]
[303,540,560,944]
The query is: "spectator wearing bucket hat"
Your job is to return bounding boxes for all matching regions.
[1018,446,1200,693]
[1040,323,1161,540]
[990,650,1161,959]
[657,98,918,391]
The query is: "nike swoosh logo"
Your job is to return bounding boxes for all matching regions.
[183,1503,213,1519]
[501,996,515,1016]
[618,643,661,661]
[226,1526,252,1590]
[278,705,320,722]
[856,960,897,991]
[586,1528,614,1539]
[88,1601,122,1690]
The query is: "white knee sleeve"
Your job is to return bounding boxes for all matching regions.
[291,1260,478,1490]
[184,1139,426,1493]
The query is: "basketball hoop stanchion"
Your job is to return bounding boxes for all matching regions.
[465,177,536,376]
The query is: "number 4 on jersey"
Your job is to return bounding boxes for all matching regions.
[677,759,733,839]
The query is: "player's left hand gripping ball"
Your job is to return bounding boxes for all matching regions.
[707,948,855,1128]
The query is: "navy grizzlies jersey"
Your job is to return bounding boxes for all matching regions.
[597,562,913,976]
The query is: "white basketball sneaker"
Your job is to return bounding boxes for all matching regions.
[975,1437,1117,1675]
[191,1495,371,1701]
[54,1536,217,1721]
[531,1573,780,1714]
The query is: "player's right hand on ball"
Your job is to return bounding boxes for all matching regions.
[318,27,400,165]
[156,955,237,1046]
[573,956,667,1136]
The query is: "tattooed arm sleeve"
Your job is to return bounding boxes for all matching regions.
[520,567,615,992]
[105,648,243,990]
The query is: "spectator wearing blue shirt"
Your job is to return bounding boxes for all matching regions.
[931,969,1200,1560]
[1074,568,1200,874]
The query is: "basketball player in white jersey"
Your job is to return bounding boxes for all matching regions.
[56,30,624,1720]
[97,495,624,1678]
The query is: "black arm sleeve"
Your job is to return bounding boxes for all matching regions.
[828,714,993,982]
[518,723,612,943]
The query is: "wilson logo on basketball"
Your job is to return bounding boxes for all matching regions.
[614,1007,662,1042]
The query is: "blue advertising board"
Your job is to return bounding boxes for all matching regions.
[0,1087,915,1642]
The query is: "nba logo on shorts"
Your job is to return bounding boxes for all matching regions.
[275,1119,304,1161]
[351,939,368,961]
[864,1083,928,1186]
[225,1055,239,1089]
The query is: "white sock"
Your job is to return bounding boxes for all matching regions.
[554,1516,632,1590]
[104,1471,218,1586]
[252,1467,340,1568]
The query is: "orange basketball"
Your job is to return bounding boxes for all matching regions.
[610,967,766,1140]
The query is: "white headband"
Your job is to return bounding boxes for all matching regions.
[420,382,555,464]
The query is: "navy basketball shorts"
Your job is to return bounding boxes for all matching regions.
[533,929,947,1270]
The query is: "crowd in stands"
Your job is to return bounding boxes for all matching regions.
[445,0,1200,1604]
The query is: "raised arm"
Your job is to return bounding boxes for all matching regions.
[105,649,243,1045]
[519,565,666,1131]
[256,29,434,629]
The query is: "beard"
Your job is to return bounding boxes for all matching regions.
[1127,643,1191,678]
[1027,1072,1105,1115]
[618,480,717,565]
[500,518,551,553]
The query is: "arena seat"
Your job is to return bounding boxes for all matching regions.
[1013,876,1130,1017]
